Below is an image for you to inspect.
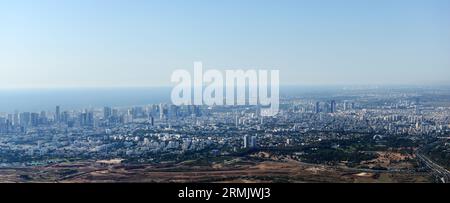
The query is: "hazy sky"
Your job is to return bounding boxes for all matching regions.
[1,0,449,88]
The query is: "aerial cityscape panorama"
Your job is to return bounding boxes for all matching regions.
[0,0,449,200]
[0,86,449,183]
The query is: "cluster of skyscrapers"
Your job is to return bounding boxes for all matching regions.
[0,103,207,133]
[314,100,353,114]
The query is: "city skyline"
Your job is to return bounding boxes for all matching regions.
[2,0,450,194]
[1,0,450,88]
[0,85,449,183]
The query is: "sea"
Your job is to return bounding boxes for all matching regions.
[0,87,172,113]
[0,86,324,113]
[0,85,433,113]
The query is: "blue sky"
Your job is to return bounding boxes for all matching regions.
[1,0,449,88]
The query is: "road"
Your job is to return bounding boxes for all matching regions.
[415,151,450,183]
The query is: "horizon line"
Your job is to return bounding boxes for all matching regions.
[1,84,450,90]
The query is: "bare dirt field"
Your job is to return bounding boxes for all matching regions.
[0,158,432,183]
